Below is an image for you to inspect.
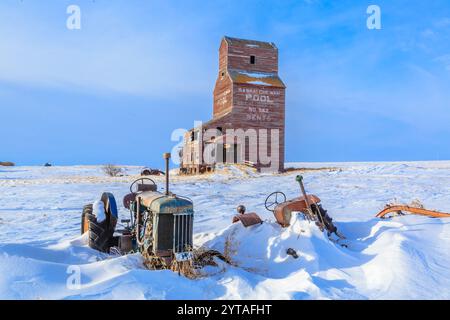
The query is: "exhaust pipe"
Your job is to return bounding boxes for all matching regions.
[163,152,171,195]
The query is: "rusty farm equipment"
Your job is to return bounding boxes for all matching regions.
[265,175,344,240]
[140,167,165,176]
[81,152,229,277]
[232,204,263,227]
[262,175,450,241]
[376,204,450,219]
[79,153,450,278]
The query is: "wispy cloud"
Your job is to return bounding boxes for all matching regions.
[0,2,220,98]
[1,0,450,164]
[434,54,450,71]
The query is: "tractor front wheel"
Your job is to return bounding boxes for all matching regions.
[80,203,116,253]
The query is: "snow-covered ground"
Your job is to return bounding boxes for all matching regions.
[1,161,450,299]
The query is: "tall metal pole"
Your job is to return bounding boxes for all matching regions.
[296,175,314,222]
[296,175,310,207]
[163,152,171,195]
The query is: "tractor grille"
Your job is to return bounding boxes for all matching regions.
[156,214,174,251]
[173,213,193,253]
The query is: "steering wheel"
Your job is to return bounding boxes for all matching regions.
[265,191,287,212]
[130,178,156,194]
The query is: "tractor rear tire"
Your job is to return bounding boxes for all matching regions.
[80,203,116,253]
[81,204,92,235]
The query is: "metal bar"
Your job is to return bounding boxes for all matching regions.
[190,214,193,246]
[163,153,170,195]
[189,214,192,247]
[181,214,185,252]
[297,175,311,207]
[179,215,181,251]
[182,214,185,251]
[185,214,188,250]
[296,175,316,222]
[178,214,181,252]
[176,215,181,252]
[173,214,177,252]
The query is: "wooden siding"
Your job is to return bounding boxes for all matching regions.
[182,36,286,173]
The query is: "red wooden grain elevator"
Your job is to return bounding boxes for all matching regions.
[181,36,286,174]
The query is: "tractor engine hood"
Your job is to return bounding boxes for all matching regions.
[137,191,193,214]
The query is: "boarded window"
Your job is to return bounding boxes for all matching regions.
[190,131,199,141]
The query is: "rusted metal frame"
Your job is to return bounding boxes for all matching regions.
[376,205,450,219]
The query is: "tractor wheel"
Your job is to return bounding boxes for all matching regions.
[80,199,117,253]
[87,213,114,252]
[81,204,92,235]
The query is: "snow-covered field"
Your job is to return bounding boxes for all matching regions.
[1,161,450,299]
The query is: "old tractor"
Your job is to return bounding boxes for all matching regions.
[265,175,344,240]
[81,153,226,276]
[262,175,450,237]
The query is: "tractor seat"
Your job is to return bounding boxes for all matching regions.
[123,193,135,209]
[232,212,263,227]
[137,184,157,192]
[123,184,157,209]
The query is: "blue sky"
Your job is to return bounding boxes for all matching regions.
[1,0,450,166]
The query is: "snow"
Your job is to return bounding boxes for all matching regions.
[240,70,274,79]
[1,161,450,299]
[247,80,271,86]
[92,200,105,223]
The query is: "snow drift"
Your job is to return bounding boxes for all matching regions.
[1,161,450,299]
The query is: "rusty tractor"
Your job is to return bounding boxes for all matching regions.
[265,175,344,239]
[81,153,228,276]
[261,174,450,237]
